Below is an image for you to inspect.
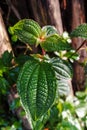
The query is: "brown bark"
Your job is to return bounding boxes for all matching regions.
[45,0,63,34]
[27,0,63,34]
[71,0,87,91]
[0,9,12,56]
[11,0,29,19]
[6,0,21,20]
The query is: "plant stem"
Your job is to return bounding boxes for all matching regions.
[69,40,87,58]
[42,49,46,55]
[75,40,87,53]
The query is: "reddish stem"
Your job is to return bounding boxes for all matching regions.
[42,49,46,55]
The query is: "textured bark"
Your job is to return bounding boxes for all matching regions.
[12,0,29,19]
[0,9,12,56]
[71,0,87,91]
[60,0,72,32]
[45,0,63,34]
[6,0,21,20]
[27,0,63,34]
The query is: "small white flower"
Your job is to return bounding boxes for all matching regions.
[62,111,68,119]
[76,56,80,60]
[54,51,60,56]
[73,97,80,106]
[62,57,67,60]
[61,50,67,55]
[62,31,69,39]
[67,39,72,43]
[70,50,75,53]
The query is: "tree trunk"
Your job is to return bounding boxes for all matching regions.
[27,0,63,34]
[71,0,87,91]
[0,9,12,56]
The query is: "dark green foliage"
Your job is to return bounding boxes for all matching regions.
[70,23,87,39]
[9,19,72,52]
[0,77,9,95]
[15,54,32,65]
[41,34,72,51]
[2,51,13,67]
[17,58,57,121]
[9,19,41,44]
[0,51,24,130]
[49,58,72,79]
[49,58,72,97]
[8,19,81,129]
[56,120,78,130]
[1,19,87,130]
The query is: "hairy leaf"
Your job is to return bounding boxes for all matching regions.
[41,25,58,36]
[49,58,72,97]
[70,24,87,39]
[49,58,72,79]
[9,19,41,44]
[17,58,57,121]
[40,34,72,52]
[58,79,71,97]
[9,19,72,51]
[41,26,72,51]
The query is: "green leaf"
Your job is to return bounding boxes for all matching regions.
[11,35,18,42]
[41,25,58,36]
[2,51,13,67]
[0,59,8,77]
[49,58,72,79]
[7,66,20,85]
[75,102,87,118]
[58,79,71,97]
[70,24,87,39]
[9,19,41,45]
[49,58,72,97]
[10,98,21,110]
[56,120,79,130]
[48,104,59,126]
[17,58,57,123]
[0,77,9,94]
[15,54,31,65]
[40,26,72,51]
[76,91,87,99]
[40,34,72,52]
[9,20,72,51]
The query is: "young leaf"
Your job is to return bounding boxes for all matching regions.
[70,24,87,39]
[17,58,57,123]
[40,34,72,52]
[9,19,41,45]
[41,25,58,36]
